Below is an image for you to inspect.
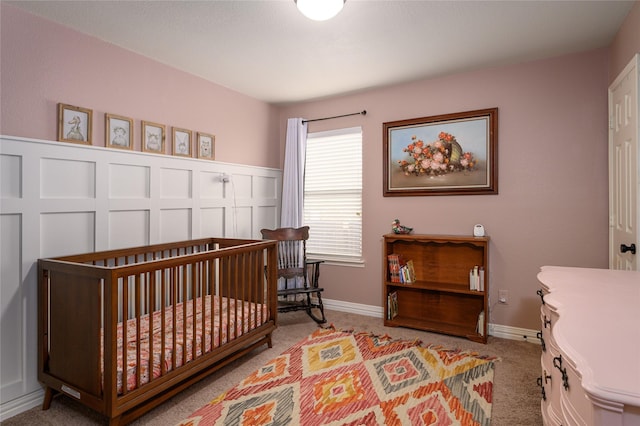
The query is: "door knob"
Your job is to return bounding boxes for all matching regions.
[620,243,636,254]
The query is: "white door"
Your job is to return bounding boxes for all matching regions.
[609,54,639,271]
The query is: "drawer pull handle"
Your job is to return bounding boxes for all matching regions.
[536,289,545,305]
[537,376,547,401]
[620,243,636,254]
[553,355,570,390]
[537,331,546,352]
[544,315,551,328]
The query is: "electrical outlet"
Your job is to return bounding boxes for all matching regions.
[498,289,508,304]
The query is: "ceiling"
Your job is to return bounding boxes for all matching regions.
[7,0,635,105]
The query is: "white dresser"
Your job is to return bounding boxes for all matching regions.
[537,266,640,426]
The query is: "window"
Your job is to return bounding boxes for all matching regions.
[304,127,362,264]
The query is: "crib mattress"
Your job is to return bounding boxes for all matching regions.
[102,295,267,394]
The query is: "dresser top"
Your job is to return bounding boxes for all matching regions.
[537,266,640,406]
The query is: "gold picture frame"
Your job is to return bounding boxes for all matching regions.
[172,127,192,157]
[105,113,133,150]
[197,132,215,160]
[141,120,165,154]
[57,103,92,144]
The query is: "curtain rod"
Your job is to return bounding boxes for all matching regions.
[302,110,366,124]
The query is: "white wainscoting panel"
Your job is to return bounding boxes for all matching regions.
[0,154,22,198]
[160,168,192,199]
[200,207,225,237]
[109,210,150,249]
[40,212,96,257]
[160,208,192,242]
[1,214,22,401]
[200,171,225,199]
[233,206,254,239]
[0,135,281,421]
[109,164,150,198]
[40,158,96,198]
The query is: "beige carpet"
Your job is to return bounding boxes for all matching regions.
[3,310,542,425]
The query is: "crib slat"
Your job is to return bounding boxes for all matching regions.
[149,269,156,384]
[224,256,231,346]
[181,264,188,367]
[199,259,206,355]
[122,277,129,396]
[135,274,142,390]
[248,251,254,330]
[209,259,216,349]
[191,261,197,362]
[160,268,167,377]
[171,266,178,372]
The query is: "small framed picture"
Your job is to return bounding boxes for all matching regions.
[57,103,92,144]
[197,132,215,160]
[172,127,192,157]
[141,120,165,154]
[105,113,133,150]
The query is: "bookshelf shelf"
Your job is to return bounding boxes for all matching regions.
[385,280,486,295]
[383,234,489,344]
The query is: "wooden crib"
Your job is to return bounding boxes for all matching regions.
[38,237,278,425]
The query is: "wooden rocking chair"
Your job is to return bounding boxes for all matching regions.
[260,226,326,324]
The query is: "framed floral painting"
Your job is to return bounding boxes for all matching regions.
[383,108,498,196]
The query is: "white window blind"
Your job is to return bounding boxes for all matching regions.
[304,127,362,264]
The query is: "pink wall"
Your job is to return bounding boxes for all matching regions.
[280,49,611,330]
[609,0,640,82]
[2,2,631,331]
[0,4,280,169]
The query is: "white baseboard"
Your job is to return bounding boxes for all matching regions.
[323,298,540,345]
[0,389,44,422]
[488,323,541,344]
[323,298,384,318]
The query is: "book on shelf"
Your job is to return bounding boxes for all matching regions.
[477,310,485,336]
[387,291,399,320]
[388,254,416,284]
[399,259,416,284]
[387,254,402,283]
[469,265,485,291]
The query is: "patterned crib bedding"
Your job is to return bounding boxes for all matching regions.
[102,295,267,394]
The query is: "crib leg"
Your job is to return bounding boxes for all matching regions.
[42,386,56,410]
[108,415,123,426]
[267,333,273,348]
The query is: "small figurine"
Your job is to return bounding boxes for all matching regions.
[392,219,413,234]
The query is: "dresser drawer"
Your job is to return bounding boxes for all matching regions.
[545,344,563,419]
[559,355,593,426]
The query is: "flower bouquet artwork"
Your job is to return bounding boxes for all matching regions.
[383,108,498,196]
[399,131,475,177]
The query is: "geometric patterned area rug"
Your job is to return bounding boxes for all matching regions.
[177,327,498,426]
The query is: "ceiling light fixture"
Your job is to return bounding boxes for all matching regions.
[295,0,345,21]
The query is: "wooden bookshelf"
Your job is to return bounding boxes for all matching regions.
[383,234,489,343]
